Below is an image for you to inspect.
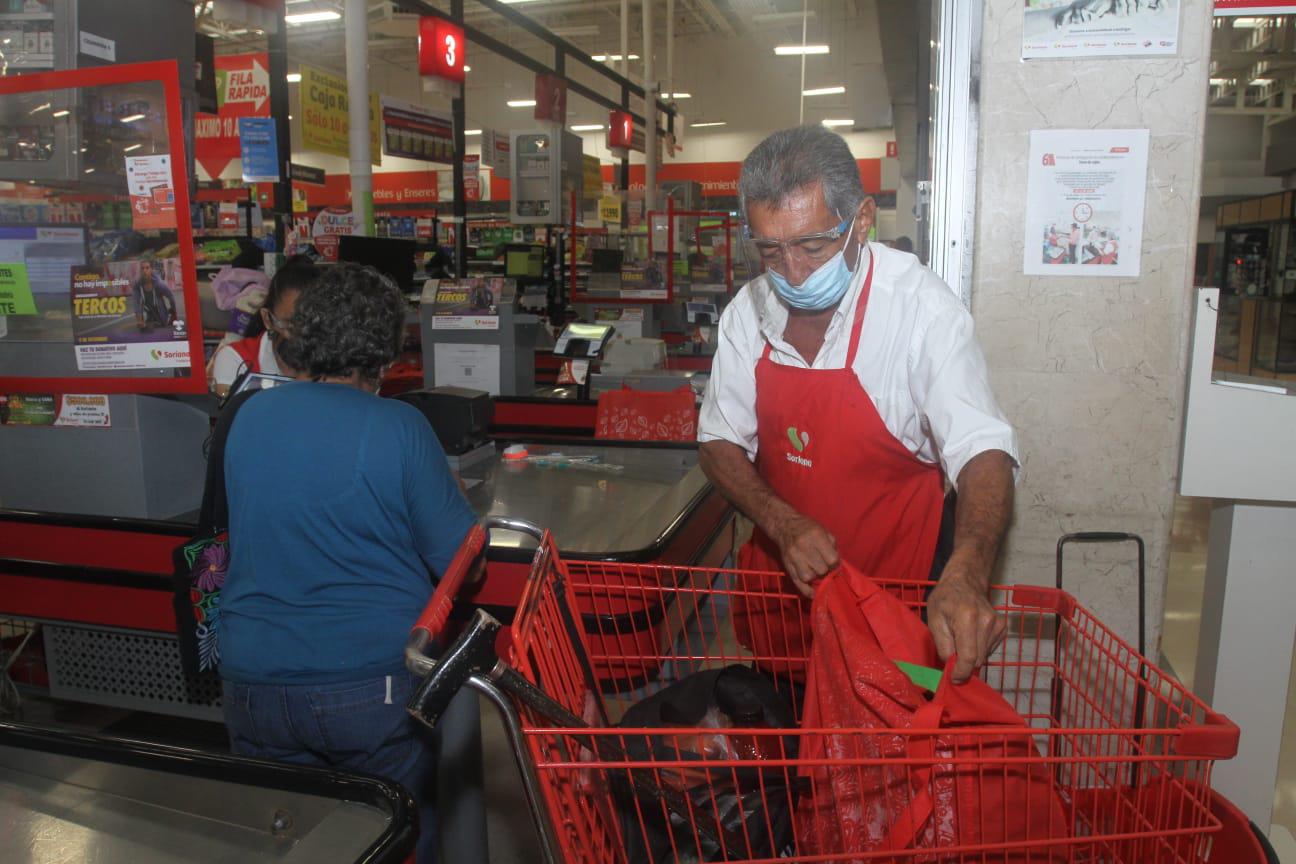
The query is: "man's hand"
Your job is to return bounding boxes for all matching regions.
[926,566,1006,683]
[771,513,839,597]
[930,449,1015,683]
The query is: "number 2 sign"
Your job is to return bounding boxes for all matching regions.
[419,17,465,84]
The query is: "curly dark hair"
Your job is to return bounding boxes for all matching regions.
[277,263,404,383]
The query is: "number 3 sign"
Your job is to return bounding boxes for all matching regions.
[419,17,466,84]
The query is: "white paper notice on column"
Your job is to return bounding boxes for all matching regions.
[433,343,501,395]
[1021,0,1181,59]
[1022,129,1149,278]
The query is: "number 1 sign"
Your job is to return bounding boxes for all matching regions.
[418,17,465,84]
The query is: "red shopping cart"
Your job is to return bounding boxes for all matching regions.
[406,518,1242,863]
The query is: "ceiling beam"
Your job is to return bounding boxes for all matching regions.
[425,0,675,115]
[694,0,737,37]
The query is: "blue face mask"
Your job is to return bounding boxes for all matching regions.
[765,218,858,311]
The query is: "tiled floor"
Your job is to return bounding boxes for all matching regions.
[1159,494,1296,857]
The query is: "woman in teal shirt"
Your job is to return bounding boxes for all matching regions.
[220,263,476,863]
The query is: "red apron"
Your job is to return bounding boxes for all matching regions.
[735,253,946,671]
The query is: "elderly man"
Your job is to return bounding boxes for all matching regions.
[699,126,1018,682]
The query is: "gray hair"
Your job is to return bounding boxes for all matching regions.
[738,125,865,223]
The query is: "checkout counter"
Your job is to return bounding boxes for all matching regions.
[0,386,733,722]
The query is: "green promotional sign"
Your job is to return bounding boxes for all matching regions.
[0,262,37,315]
[0,394,56,426]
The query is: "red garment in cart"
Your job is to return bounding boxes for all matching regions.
[797,564,1070,861]
[734,253,945,672]
[595,385,698,442]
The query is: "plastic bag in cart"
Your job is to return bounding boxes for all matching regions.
[611,665,799,864]
[797,564,1071,861]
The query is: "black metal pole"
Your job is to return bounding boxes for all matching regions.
[452,0,467,278]
[268,8,292,252]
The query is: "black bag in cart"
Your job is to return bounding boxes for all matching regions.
[611,665,799,864]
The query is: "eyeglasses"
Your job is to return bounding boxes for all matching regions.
[743,215,853,272]
[264,309,292,334]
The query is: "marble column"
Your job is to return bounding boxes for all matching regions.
[971,0,1213,654]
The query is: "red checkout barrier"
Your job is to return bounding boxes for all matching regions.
[0,514,183,633]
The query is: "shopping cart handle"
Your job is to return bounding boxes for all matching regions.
[407,608,502,729]
[1060,532,1141,544]
[484,515,545,543]
[410,524,488,642]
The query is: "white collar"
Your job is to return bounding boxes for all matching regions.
[258,331,281,375]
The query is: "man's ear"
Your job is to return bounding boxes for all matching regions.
[853,197,877,244]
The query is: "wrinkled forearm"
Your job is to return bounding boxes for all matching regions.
[944,449,1015,590]
[699,439,800,540]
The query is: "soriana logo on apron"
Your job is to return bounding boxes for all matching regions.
[786,426,813,468]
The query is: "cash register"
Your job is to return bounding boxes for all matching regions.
[393,386,495,471]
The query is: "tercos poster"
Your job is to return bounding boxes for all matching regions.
[70,259,191,371]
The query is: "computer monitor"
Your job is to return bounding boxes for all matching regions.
[504,244,545,279]
[553,322,615,358]
[591,248,624,273]
[686,301,720,325]
[337,235,417,292]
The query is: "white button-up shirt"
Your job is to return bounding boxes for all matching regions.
[698,242,1018,487]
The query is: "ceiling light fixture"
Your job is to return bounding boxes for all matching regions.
[507,99,537,108]
[84,168,95,174]
[119,113,146,123]
[123,143,142,152]
[285,10,341,24]
[286,72,302,82]
[669,92,691,99]
[1209,77,1230,85]
[571,124,605,131]
[592,53,639,61]
[803,85,845,96]
[1230,16,1269,28]
[463,65,471,72]
[821,118,854,127]
[1250,77,1275,86]
[51,109,70,118]
[464,129,482,135]
[552,24,601,37]
[28,102,50,114]
[690,121,726,128]
[775,44,829,55]
[752,11,816,23]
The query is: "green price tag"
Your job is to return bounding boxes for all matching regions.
[0,262,37,316]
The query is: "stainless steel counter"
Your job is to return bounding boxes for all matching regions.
[0,728,405,864]
[462,443,710,556]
